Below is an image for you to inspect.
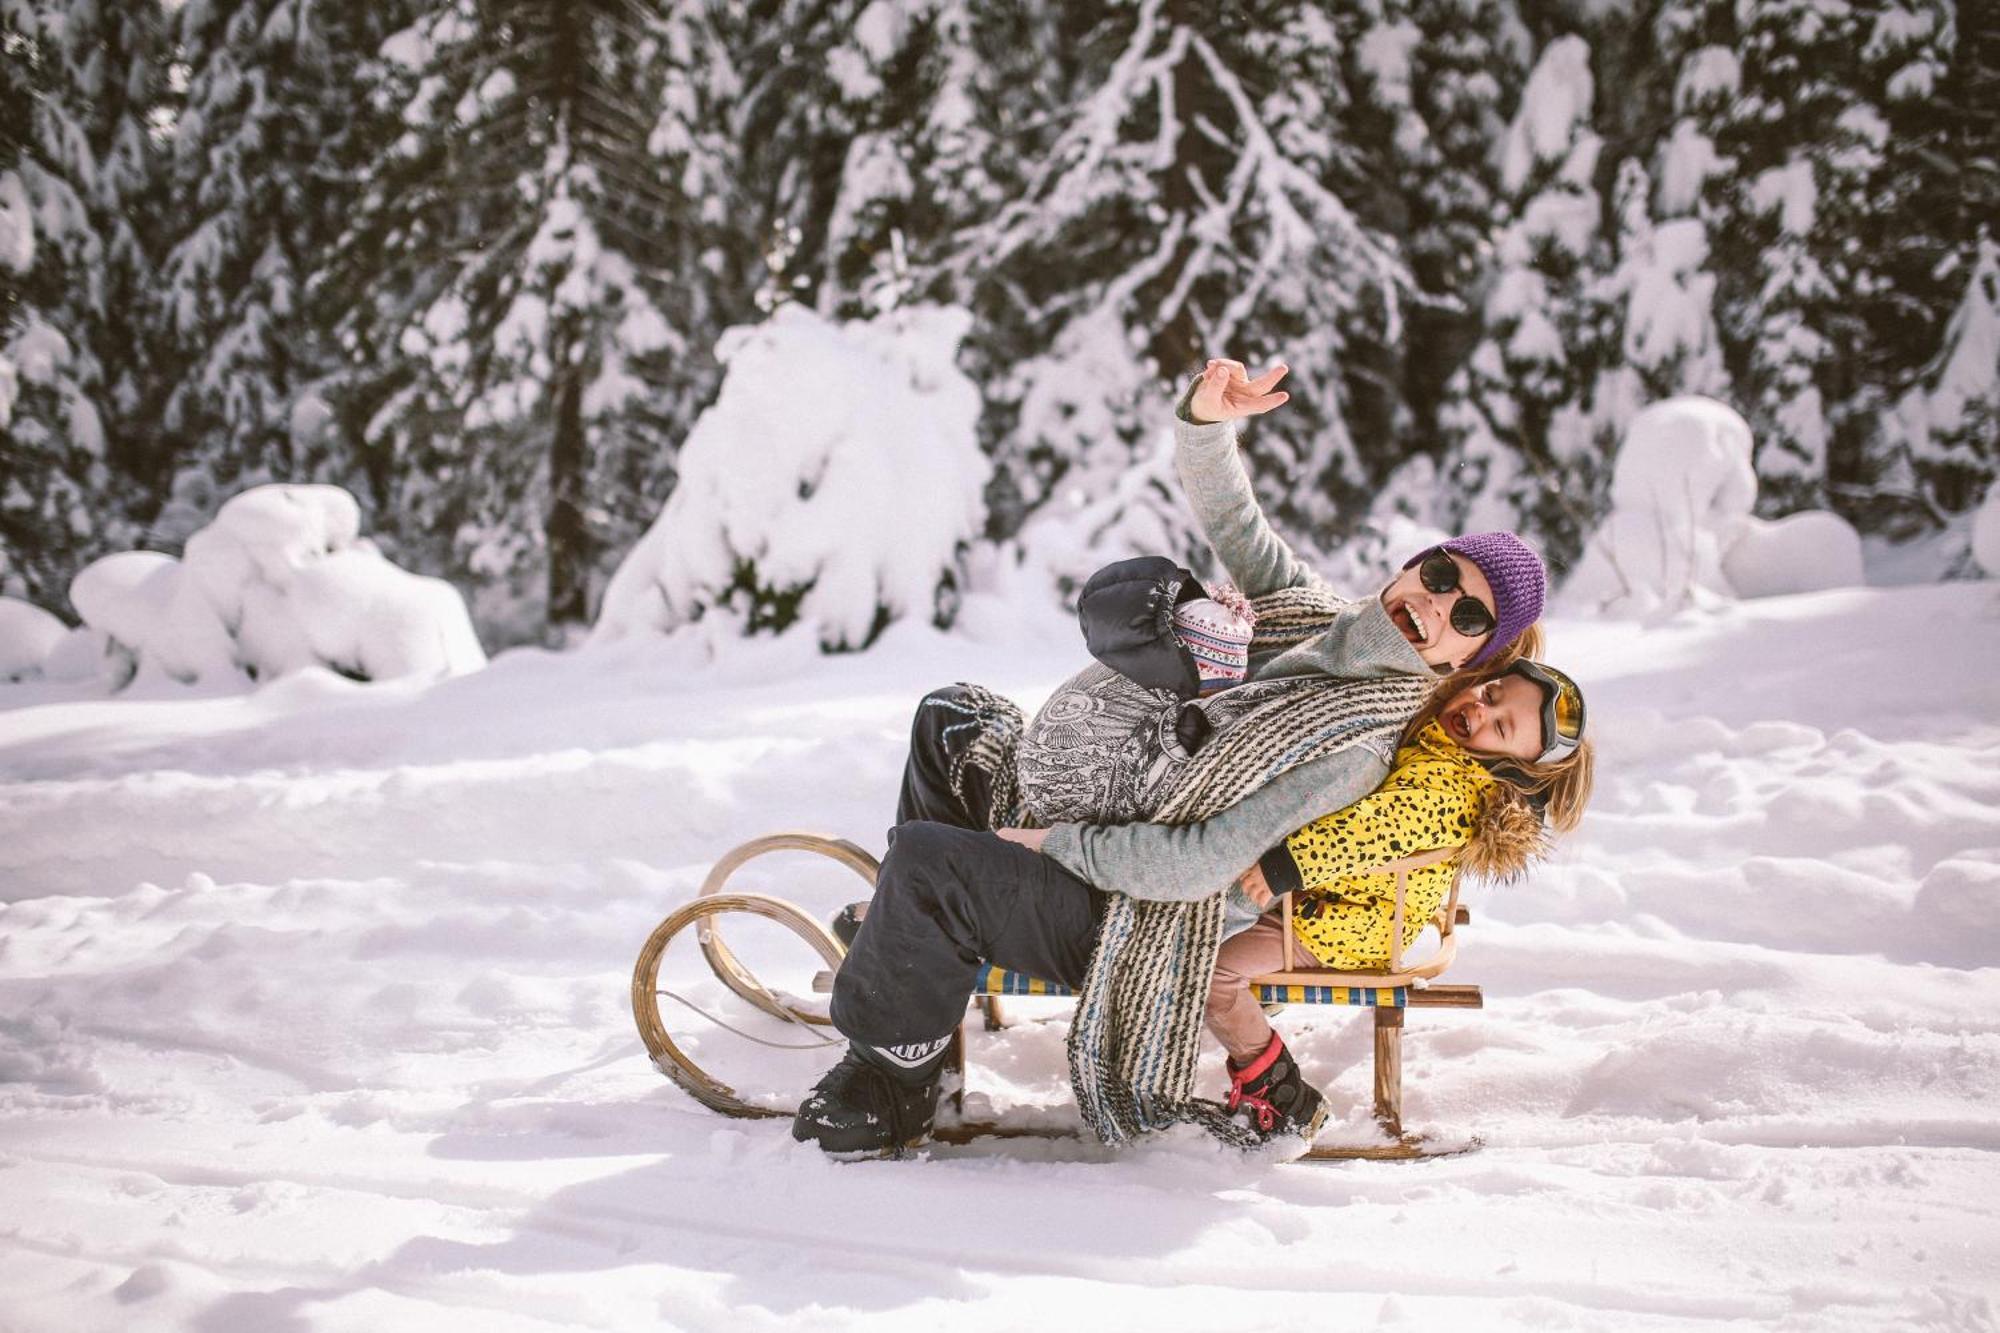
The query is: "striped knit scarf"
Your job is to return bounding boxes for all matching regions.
[1053,587,1435,1147]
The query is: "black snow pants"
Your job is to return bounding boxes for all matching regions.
[829,686,1109,1050]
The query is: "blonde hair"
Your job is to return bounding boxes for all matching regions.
[1403,636,1595,837]
[1498,736,1595,834]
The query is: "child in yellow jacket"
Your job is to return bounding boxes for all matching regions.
[1207,658,1594,1138]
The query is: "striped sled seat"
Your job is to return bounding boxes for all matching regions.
[827,846,1483,1157]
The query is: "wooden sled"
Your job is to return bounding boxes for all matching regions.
[632,833,1482,1160]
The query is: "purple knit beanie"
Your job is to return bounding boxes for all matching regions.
[1403,531,1546,668]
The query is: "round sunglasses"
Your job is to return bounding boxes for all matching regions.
[1418,550,1498,639]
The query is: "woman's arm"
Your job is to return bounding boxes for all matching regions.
[1174,360,1318,599]
[1032,740,1394,902]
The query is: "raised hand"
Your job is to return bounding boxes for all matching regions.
[1188,359,1290,424]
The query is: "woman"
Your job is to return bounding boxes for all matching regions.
[793,362,1553,1154]
[1209,657,1595,1140]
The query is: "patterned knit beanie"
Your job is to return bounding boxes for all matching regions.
[1171,597,1253,694]
[1404,531,1546,667]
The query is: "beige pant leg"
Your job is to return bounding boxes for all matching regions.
[1206,914,1293,1064]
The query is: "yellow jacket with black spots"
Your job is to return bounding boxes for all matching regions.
[1255,719,1538,970]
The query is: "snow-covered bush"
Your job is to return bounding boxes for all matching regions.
[1973,484,2000,579]
[58,485,485,689]
[0,596,67,681]
[1010,429,1205,600]
[592,303,986,651]
[1561,397,1754,614]
[1720,512,1865,598]
[1563,396,1863,614]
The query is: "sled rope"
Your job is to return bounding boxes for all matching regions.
[655,989,842,1051]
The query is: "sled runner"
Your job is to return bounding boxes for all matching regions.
[632,833,1483,1161]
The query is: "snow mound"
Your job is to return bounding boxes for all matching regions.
[0,596,67,681]
[1721,511,1865,597]
[60,485,485,689]
[593,303,987,651]
[1563,396,1862,613]
[1608,395,1757,527]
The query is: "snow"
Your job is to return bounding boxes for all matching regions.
[824,134,915,289]
[1973,485,2000,577]
[1928,234,2000,434]
[0,596,68,680]
[1518,187,1599,257]
[1,576,1996,1329]
[1356,21,1420,106]
[1749,158,1818,238]
[45,485,486,690]
[1719,511,1866,597]
[1865,3,1939,58]
[1607,396,1756,522]
[1499,36,1593,195]
[1887,60,1941,100]
[1562,397,1753,615]
[0,168,35,273]
[592,304,987,651]
[1618,218,1720,377]
[1673,46,1740,110]
[1656,119,1728,216]
[1564,396,1868,615]
[9,317,73,384]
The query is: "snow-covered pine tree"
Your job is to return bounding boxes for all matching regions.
[0,0,171,609]
[932,0,1410,587]
[1895,230,2000,518]
[714,0,1057,543]
[748,0,936,320]
[1855,0,1990,519]
[1602,154,1727,407]
[1587,1,1732,416]
[322,0,723,640]
[152,0,417,544]
[1334,0,1528,533]
[1693,0,1883,511]
[1438,32,1619,566]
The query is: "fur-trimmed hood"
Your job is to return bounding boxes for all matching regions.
[1460,778,1548,880]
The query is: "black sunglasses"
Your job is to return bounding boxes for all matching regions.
[1417,550,1497,639]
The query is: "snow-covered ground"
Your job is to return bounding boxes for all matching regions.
[2,579,1997,1332]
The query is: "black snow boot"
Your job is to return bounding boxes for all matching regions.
[792,1039,948,1154]
[1225,1033,1327,1141]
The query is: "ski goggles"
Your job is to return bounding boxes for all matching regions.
[1504,660,1587,764]
[1416,549,1498,639]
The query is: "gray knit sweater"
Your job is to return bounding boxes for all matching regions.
[1038,409,1434,906]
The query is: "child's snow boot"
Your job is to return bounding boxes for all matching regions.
[791,1038,948,1154]
[1225,1032,1327,1141]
